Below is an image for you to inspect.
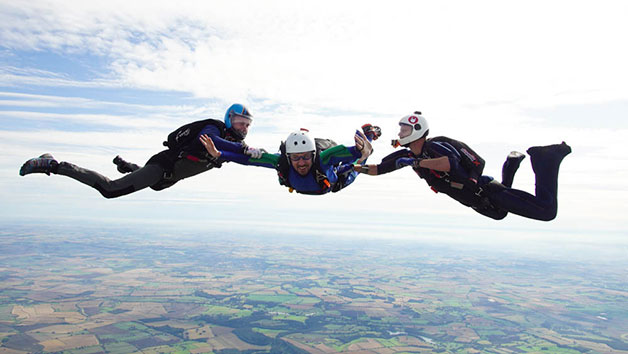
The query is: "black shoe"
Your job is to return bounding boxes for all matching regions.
[113,155,135,174]
[527,142,572,159]
[20,154,58,176]
[507,151,526,162]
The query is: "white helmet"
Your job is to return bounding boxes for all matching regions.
[398,111,429,146]
[285,129,316,154]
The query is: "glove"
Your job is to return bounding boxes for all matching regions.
[245,147,266,159]
[361,124,381,141]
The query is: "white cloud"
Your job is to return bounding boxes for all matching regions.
[2,0,628,241]
[3,1,627,110]
[2,1,626,172]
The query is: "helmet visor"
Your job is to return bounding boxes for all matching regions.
[231,116,252,125]
[398,124,413,139]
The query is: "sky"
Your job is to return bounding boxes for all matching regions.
[1,1,627,255]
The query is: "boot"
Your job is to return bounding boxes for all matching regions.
[527,142,572,161]
[19,154,58,176]
[501,151,525,188]
[113,155,140,174]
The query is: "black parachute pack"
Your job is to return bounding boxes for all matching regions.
[163,118,226,152]
[146,119,227,189]
[428,136,485,182]
[418,136,507,215]
[277,138,338,194]
[410,135,487,208]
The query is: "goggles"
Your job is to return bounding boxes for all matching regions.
[288,152,314,162]
[231,116,252,125]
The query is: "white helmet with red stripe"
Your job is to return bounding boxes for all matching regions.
[398,111,429,146]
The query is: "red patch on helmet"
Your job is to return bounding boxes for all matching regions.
[408,116,418,124]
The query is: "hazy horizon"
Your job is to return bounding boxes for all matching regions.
[2,2,627,255]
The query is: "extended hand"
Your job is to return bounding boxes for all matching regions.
[199,135,221,158]
[353,164,371,175]
[245,147,266,159]
[355,131,373,163]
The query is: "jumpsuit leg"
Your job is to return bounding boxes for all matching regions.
[473,206,508,220]
[488,142,571,221]
[55,162,164,198]
[501,151,525,188]
[472,180,509,220]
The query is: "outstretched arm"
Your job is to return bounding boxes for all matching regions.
[200,135,279,168]
[320,131,373,166]
[354,149,414,176]
[195,124,246,153]
[354,131,372,164]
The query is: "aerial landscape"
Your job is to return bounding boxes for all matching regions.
[3,1,628,354]
[1,224,626,354]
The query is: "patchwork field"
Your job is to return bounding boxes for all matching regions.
[1,225,627,353]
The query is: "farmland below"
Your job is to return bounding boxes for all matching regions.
[1,225,627,353]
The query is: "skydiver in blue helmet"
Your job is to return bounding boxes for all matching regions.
[19,104,265,198]
[354,111,571,221]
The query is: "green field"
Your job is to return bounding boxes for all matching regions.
[0,226,627,353]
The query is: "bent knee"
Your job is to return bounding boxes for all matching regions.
[485,212,508,220]
[474,207,508,220]
[538,209,557,221]
[94,184,136,199]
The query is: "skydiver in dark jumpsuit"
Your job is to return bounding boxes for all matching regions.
[19,104,264,198]
[355,112,571,221]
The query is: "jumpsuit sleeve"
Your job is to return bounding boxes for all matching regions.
[429,142,470,180]
[218,151,280,169]
[319,145,362,167]
[374,149,413,175]
[196,125,246,153]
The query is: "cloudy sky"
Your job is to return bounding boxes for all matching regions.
[1,1,627,254]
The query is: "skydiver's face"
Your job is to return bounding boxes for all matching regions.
[289,152,315,176]
[399,124,413,139]
[231,116,251,138]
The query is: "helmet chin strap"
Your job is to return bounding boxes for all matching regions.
[228,127,246,141]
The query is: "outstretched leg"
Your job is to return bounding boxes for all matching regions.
[55,162,163,198]
[20,153,164,198]
[489,142,571,221]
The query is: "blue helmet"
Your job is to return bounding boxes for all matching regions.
[224,103,253,129]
